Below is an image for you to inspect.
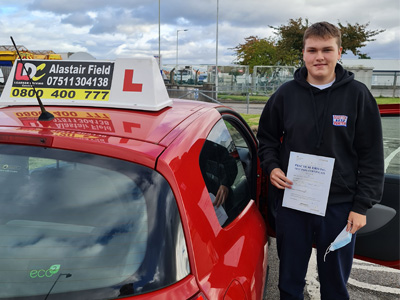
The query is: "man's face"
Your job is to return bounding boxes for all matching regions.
[302,36,342,85]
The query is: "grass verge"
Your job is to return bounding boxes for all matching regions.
[220,94,399,105]
[240,97,399,127]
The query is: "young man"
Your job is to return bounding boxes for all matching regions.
[257,22,384,299]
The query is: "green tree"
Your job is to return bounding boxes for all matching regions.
[233,18,385,67]
[232,36,278,72]
[338,22,385,58]
[271,18,309,65]
[271,18,385,64]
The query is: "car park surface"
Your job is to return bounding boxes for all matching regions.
[0,57,397,300]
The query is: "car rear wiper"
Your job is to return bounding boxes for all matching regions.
[44,273,72,300]
[10,36,54,121]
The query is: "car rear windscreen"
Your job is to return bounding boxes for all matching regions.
[0,144,189,299]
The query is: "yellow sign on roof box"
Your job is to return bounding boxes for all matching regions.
[0,51,16,61]
[0,57,172,111]
[47,54,62,60]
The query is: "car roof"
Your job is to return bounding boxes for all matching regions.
[0,57,232,165]
[0,99,221,147]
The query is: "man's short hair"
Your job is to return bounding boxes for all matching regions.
[303,22,342,48]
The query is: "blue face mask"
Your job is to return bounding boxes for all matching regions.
[324,225,353,262]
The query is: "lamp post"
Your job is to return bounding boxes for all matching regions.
[158,0,161,69]
[215,0,219,100]
[176,29,188,71]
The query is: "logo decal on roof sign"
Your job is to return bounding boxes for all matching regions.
[15,62,46,81]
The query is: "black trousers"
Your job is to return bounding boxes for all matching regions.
[275,201,356,300]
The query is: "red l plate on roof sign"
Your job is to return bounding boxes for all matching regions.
[123,69,143,92]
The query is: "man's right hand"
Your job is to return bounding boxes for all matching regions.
[270,168,293,189]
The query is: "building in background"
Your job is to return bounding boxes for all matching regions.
[342,59,400,97]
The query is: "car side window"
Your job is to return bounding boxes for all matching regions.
[199,119,251,227]
[224,120,253,180]
[381,115,399,175]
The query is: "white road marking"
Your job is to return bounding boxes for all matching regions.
[305,251,400,299]
[385,146,400,172]
[347,277,400,295]
[350,260,400,294]
[352,260,400,273]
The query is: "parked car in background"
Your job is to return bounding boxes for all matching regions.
[353,104,400,269]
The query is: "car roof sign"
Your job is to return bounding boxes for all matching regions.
[0,57,172,111]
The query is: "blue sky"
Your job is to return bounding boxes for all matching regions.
[0,0,399,65]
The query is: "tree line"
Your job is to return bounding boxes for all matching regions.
[232,18,385,71]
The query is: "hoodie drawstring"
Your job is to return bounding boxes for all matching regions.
[310,88,332,149]
[310,89,320,144]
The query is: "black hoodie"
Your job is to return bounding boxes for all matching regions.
[257,64,384,215]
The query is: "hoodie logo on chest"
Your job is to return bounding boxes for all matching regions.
[332,115,348,127]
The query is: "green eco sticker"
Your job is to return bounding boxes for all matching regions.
[30,264,61,278]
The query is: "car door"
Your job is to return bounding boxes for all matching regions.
[197,108,268,298]
[353,104,400,269]
[217,108,274,236]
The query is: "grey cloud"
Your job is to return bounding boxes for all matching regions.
[1,0,398,65]
[362,40,400,59]
[28,0,99,14]
[89,8,130,35]
[28,0,152,14]
[62,13,94,27]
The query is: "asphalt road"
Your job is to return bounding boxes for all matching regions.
[227,102,400,300]
[264,238,400,300]
[224,102,266,115]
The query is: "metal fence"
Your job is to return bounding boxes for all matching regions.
[372,71,399,98]
[166,67,400,100]
[165,65,296,102]
[252,66,296,96]
[1,65,399,98]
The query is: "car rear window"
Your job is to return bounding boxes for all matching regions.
[0,144,189,299]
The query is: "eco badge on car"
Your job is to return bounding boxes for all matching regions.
[30,264,61,278]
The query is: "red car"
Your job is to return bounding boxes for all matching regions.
[0,57,397,300]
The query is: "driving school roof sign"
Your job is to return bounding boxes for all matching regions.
[0,57,172,111]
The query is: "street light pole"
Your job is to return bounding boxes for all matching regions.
[158,0,161,70]
[215,0,219,100]
[176,29,188,71]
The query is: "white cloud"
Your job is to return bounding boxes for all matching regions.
[0,0,398,65]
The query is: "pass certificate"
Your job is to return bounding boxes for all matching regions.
[283,152,335,216]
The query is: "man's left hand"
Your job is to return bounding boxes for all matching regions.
[347,211,366,234]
